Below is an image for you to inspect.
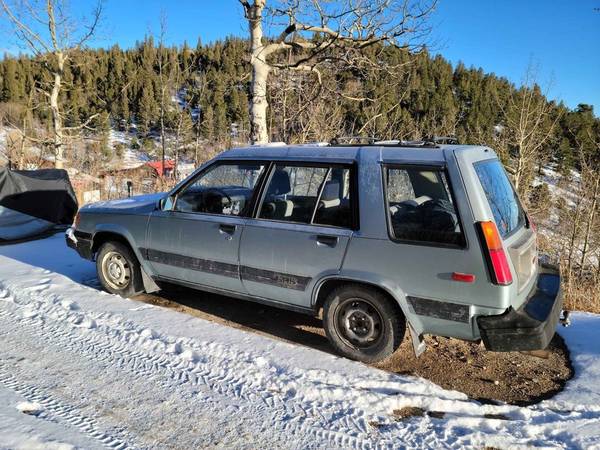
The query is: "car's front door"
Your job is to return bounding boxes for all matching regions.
[146,161,266,293]
[239,163,356,308]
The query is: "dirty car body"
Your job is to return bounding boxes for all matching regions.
[67,143,563,362]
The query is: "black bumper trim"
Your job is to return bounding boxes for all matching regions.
[407,296,470,323]
[477,264,563,352]
[65,232,94,260]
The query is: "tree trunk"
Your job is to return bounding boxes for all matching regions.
[514,142,524,194]
[579,176,600,276]
[566,196,583,277]
[247,0,269,144]
[50,52,65,168]
[18,134,26,170]
[160,106,166,177]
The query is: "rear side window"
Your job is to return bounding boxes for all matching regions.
[474,159,525,238]
[258,164,354,228]
[384,167,465,246]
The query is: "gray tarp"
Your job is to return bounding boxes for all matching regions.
[0,168,78,242]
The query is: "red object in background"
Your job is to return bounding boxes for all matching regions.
[146,160,175,177]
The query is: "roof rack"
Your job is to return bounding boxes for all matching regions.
[330,136,377,145]
[328,135,460,148]
[374,139,438,148]
[424,136,460,145]
[329,136,439,148]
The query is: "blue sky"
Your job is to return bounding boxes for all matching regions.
[2,0,599,113]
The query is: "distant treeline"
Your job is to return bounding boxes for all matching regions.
[0,36,598,170]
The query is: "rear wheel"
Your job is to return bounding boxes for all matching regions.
[96,241,143,297]
[323,284,405,363]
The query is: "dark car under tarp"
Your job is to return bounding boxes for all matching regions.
[0,168,78,243]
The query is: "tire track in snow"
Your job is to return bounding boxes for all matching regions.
[5,274,543,449]
[0,276,556,450]
[0,369,134,450]
[0,281,393,449]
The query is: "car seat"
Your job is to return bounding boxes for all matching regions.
[261,169,294,219]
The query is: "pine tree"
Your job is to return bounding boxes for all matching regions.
[0,36,596,175]
[137,81,158,135]
[201,104,215,142]
[1,57,20,101]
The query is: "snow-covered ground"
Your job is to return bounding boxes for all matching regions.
[0,235,599,449]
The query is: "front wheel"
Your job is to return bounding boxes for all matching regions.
[323,284,405,363]
[96,241,143,297]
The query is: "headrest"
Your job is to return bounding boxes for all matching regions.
[269,169,291,195]
[321,181,340,202]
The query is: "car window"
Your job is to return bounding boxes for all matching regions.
[385,167,464,246]
[474,159,525,238]
[174,162,265,216]
[313,167,353,228]
[258,164,354,228]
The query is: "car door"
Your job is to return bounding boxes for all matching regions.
[239,162,356,308]
[146,161,267,293]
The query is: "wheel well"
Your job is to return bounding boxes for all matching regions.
[91,232,133,257]
[314,279,405,319]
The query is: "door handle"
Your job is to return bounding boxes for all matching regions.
[316,235,338,247]
[219,223,237,235]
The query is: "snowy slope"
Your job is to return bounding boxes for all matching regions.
[0,235,599,449]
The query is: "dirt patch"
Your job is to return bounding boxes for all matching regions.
[132,284,573,406]
[392,406,425,420]
[378,333,573,405]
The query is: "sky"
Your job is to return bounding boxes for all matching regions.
[1,0,599,113]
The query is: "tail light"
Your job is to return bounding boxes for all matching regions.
[478,221,513,285]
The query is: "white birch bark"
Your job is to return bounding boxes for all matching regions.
[245,0,270,144]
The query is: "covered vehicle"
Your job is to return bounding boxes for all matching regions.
[0,167,78,242]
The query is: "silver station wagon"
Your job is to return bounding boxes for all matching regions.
[67,141,563,362]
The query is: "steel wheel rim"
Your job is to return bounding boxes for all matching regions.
[101,251,131,290]
[335,297,384,350]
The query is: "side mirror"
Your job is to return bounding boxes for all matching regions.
[158,196,174,211]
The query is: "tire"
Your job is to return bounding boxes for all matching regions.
[323,284,406,363]
[96,241,143,297]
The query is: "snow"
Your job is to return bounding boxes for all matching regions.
[533,163,600,268]
[15,401,43,415]
[0,234,599,448]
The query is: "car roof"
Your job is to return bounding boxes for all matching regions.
[219,144,494,164]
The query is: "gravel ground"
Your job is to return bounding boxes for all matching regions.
[135,283,573,406]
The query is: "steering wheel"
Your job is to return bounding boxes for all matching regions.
[201,188,233,214]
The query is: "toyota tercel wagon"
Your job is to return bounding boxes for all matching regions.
[67,141,563,362]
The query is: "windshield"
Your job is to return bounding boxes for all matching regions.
[474,159,526,238]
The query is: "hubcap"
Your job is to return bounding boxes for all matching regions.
[336,298,383,349]
[101,251,131,290]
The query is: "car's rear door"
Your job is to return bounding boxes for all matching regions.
[239,162,356,308]
[145,161,267,293]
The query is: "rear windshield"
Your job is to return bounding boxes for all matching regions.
[474,159,525,238]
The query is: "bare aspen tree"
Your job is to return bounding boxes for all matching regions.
[576,132,600,276]
[238,0,437,144]
[0,0,102,168]
[1,92,52,168]
[499,66,560,200]
[154,14,196,179]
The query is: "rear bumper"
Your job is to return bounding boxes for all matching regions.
[477,264,563,352]
[65,228,94,260]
